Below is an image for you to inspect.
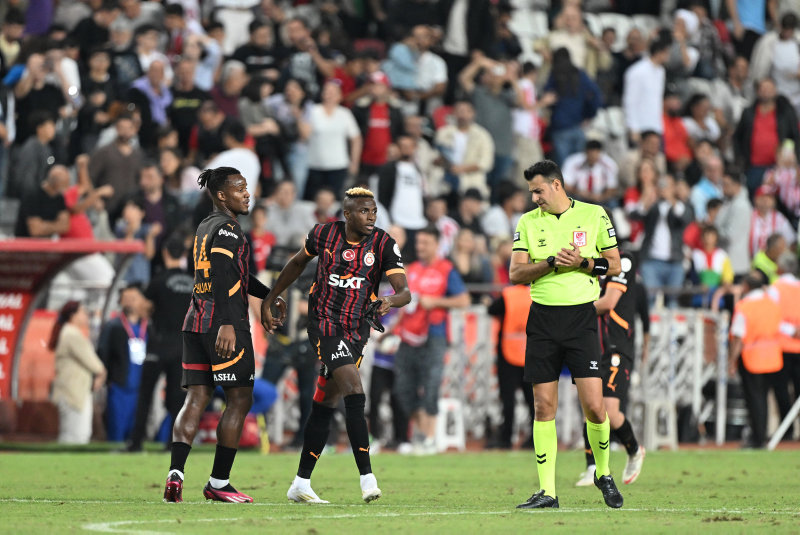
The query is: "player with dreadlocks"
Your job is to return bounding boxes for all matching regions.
[262,187,411,504]
[163,167,286,503]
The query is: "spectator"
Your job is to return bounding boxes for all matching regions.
[180,33,223,92]
[132,24,171,83]
[14,165,70,238]
[512,61,542,185]
[266,179,316,248]
[492,3,522,61]
[247,203,277,273]
[426,195,460,257]
[434,99,494,200]
[436,0,496,104]
[763,140,800,228]
[394,225,470,453]
[635,174,693,306]
[75,48,115,154]
[663,89,693,172]
[187,100,226,167]
[414,24,448,117]
[685,197,724,251]
[712,56,753,151]
[609,28,646,106]
[328,52,365,106]
[450,227,493,304]
[206,120,261,208]
[683,138,717,187]
[624,158,661,251]
[405,114,444,197]
[268,77,312,194]
[238,76,285,194]
[542,47,602,166]
[304,80,362,200]
[682,93,721,146]
[115,198,160,285]
[618,130,667,189]
[718,170,754,278]
[687,0,727,80]
[691,225,734,305]
[353,71,405,184]
[126,236,192,452]
[89,114,145,220]
[211,60,248,118]
[481,182,525,245]
[12,51,67,147]
[98,284,153,443]
[377,135,428,245]
[753,233,788,284]
[158,147,201,208]
[382,26,420,94]
[163,3,201,62]
[535,3,610,79]
[130,163,182,254]
[168,59,210,155]
[452,187,486,238]
[50,301,106,445]
[313,187,339,224]
[109,18,141,95]
[70,0,119,63]
[561,139,620,207]
[623,37,670,142]
[281,17,333,100]
[0,8,25,75]
[750,186,796,257]
[664,9,701,95]
[232,19,284,77]
[690,155,725,221]
[129,60,173,150]
[63,154,115,240]
[727,0,771,60]
[459,53,519,199]
[119,0,163,33]
[9,111,56,200]
[734,77,800,199]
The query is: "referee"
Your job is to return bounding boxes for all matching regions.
[510,160,623,509]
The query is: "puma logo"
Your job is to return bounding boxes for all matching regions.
[309,451,320,460]
[226,223,235,229]
[599,440,609,450]
[359,447,370,452]
[325,248,333,260]
[536,453,546,464]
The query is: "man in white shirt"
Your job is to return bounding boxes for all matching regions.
[623,38,670,143]
[206,120,261,209]
[718,171,753,277]
[377,135,428,243]
[414,25,448,116]
[561,140,619,207]
[265,179,317,248]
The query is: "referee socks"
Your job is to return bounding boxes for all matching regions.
[532,419,557,497]
[586,417,612,478]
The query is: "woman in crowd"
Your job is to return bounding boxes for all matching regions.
[450,228,493,304]
[159,147,201,208]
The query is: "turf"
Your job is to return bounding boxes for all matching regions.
[2,447,798,534]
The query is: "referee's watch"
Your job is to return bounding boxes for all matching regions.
[546,256,556,269]
[580,257,590,270]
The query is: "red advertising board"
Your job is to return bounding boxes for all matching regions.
[0,240,143,399]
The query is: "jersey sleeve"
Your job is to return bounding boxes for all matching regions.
[381,235,405,276]
[304,224,322,257]
[595,206,618,252]
[513,216,529,253]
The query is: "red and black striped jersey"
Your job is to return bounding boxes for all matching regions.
[183,212,251,333]
[304,221,404,341]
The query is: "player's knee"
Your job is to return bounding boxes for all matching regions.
[533,397,557,420]
[344,393,366,419]
[584,400,606,423]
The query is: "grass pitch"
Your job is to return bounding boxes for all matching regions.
[1,446,799,534]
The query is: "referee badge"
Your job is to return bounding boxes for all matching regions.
[573,231,587,247]
[364,251,375,266]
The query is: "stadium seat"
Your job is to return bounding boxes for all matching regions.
[435,397,466,452]
[508,9,537,39]
[583,12,602,37]
[686,77,714,99]
[598,13,633,51]
[640,398,679,451]
[632,14,661,39]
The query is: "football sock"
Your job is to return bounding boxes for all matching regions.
[169,441,191,473]
[533,419,557,497]
[582,423,596,468]
[297,402,335,478]
[586,416,611,477]
[613,418,640,456]
[208,476,229,490]
[210,445,237,482]
[344,393,372,476]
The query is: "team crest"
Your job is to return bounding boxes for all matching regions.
[611,354,621,367]
[342,249,356,261]
[573,231,587,247]
[364,251,375,266]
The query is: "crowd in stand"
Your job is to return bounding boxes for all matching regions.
[3,0,800,446]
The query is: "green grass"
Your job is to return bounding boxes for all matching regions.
[2,448,799,534]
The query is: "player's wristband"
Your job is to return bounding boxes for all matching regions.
[591,257,609,276]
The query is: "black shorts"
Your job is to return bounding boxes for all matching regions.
[524,301,602,384]
[601,351,633,400]
[309,332,366,380]
[182,329,255,388]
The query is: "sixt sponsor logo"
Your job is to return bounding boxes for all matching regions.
[328,274,366,289]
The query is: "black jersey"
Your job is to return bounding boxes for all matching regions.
[304,221,404,342]
[598,252,637,357]
[183,211,251,333]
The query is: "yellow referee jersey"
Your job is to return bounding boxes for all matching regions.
[513,199,618,306]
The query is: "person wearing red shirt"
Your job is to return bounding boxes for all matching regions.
[662,91,692,171]
[247,203,276,273]
[352,71,405,185]
[329,53,365,106]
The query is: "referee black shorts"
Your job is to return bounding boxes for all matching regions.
[181,329,255,389]
[524,301,602,384]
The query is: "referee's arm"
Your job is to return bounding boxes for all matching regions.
[509,251,552,285]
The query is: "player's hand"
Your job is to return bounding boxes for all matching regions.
[377,296,393,316]
[555,242,583,268]
[272,296,287,328]
[260,300,276,334]
[215,324,236,358]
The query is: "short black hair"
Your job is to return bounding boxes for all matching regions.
[524,159,563,184]
[781,12,798,30]
[249,19,268,34]
[30,110,54,131]
[4,7,25,25]
[206,20,224,32]
[98,0,119,12]
[649,36,671,56]
[165,3,184,17]
[706,198,723,212]
[418,224,440,241]
[197,167,242,194]
[120,282,144,298]
[222,119,246,143]
[743,272,765,291]
[766,232,785,250]
[585,139,603,151]
[163,234,187,260]
[135,23,159,37]
[641,130,660,140]
[701,224,719,237]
